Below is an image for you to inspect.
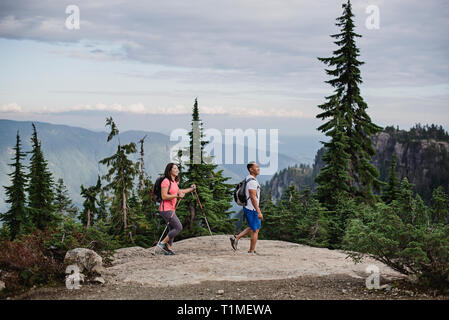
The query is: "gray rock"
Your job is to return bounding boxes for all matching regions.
[64,248,105,276]
[380,284,392,291]
[92,277,105,285]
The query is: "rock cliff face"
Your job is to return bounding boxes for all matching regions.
[263,125,449,203]
[370,131,449,201]
[261,164,314,200]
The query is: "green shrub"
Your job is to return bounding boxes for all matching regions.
[0,218,120,297]
[343,179,449,292]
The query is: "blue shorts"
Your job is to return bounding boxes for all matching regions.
[243,207,261,231]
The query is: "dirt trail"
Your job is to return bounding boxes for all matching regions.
[106,235,402,287]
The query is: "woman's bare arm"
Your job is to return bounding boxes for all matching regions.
[179,184,196,194]
[161,186,178,201]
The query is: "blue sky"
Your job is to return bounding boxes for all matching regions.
[0,0,448,135]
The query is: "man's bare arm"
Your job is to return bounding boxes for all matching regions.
[249,189,263,220]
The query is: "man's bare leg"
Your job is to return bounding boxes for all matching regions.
[236,227,251,240]
[249,229,259,252]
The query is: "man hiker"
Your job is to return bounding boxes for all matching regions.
[230,161,263,254]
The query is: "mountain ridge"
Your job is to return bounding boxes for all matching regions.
[0,118,299,212]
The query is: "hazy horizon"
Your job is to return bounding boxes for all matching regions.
[1,0,448,135]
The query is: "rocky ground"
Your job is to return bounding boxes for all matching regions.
[10,236,449,300]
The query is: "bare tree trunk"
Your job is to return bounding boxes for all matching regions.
[310,222,319,242]
[139,135,147,193]
[139,146,144,192]
[123,188,127,229]
[117,138,128,230]
[189,204,196,230]
[87,208,91,227]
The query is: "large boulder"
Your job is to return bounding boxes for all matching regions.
[64,248,105,277]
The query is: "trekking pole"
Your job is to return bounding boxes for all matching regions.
[153,197,183,255]
[193,188,216,247]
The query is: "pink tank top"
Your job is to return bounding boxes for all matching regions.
[159,178,179,211]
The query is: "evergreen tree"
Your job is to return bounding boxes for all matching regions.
[26,123,59,230]
[128,174,159,247]
[54,178,78,219]
[1,131,28,239]
[344,186,448,291]
[96,188,109,222]
[315,0,383,205]
[382,154,401,204]
[276,184,301,241]
[177,98,234,237]
[315,111,352,208]
[295,195,330,248]
[79,176,102,227]
[430,186,449,224]
[99,117,140,237]
[413,194,430,226]
[258,191,277,239]
[137,174,156,219]
[395,177,415,224]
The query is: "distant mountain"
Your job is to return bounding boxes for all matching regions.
[0,119,300,212]
[0,119,174,212]
[262,124,449,204]
[261,164,314,200]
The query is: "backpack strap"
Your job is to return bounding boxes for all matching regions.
[162,178,172,211]
[245,177,258,202]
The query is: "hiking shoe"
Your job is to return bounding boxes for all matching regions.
[158,242,170,253]
[248,250,257,254]
[166,249,175,255]
[230,236,238,251]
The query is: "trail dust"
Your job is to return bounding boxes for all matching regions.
[13,235,449,300]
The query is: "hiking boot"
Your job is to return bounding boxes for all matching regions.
[230,235,239,251]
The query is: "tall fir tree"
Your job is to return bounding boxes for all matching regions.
[315,111,352,208]
[295,189,330,248]
[99,117,140,237]
[382,154,401,204]
[26,123,59,230]
[258,191,278,239]
[97,188,109,222]
[273,184,301,241]
[54,178,78,219]
[1,131,28,239]
[176,98,234,237]
[430,186,449,224]
[395,177,415,224]
[79,175,102,227]
[315,0,383,206]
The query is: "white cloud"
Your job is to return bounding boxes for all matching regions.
[0,103,22,112]
[3,102,306,118]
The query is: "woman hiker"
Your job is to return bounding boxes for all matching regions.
[158,162,196,255]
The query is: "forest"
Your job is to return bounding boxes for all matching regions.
[1,1,448,297]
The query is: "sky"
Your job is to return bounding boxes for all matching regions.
[0,0,448,136]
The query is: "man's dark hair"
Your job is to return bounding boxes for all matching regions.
[164,162,180,182]
[247,161,257,172]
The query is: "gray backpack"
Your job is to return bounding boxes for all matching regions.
[234,177,256,206]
